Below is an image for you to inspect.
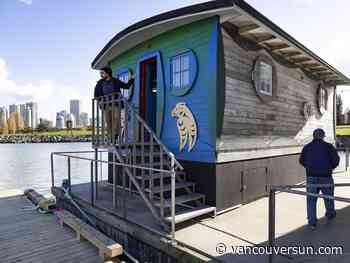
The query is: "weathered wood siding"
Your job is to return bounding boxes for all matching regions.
[217,28,335,161]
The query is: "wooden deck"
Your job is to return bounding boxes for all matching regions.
[71,182,166,233]
[0,193,104,263]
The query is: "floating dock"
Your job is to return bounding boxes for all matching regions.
[0,193,107,263]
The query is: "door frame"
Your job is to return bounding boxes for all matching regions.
[139,57,157,126]
[136,51,165,138]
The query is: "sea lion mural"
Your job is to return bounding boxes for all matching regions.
[171,102,197,152]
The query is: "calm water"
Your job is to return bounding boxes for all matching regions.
[0,143,104,196]
[0,143,346,197]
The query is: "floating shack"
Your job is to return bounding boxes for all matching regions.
[52,0,350,261]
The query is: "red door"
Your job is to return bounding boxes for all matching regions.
[139,57,157,129]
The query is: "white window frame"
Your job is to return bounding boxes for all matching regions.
[171,53,190,90]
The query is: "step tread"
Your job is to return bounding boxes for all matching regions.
[135,172,172,180]
[165,206,216,224]
[145,181,194,193]
[154,193,205,207]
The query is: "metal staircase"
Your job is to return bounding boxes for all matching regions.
[92,94,215,233]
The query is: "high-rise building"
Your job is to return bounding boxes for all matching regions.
[56,113,65,129]
[80,112,89,127]
[66,113,76,128]
[19,104,26,127]
[26,108,32,128]
[9,104,19,115]
[58,110,68,123]
[0,106,7,121]
[3,107,8,120]
[26,102,38,129]
[70,100,81,127]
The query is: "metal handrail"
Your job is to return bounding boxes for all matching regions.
[92,93,184,171]
[52,151,173,174]
[51,151,172,232]
[268,183,350,263]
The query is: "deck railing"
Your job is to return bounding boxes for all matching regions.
[91,93,183,170]
[268,182,350,263]
[89,93,188,239]
[50,149,178,240]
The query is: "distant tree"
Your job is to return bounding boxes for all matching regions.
[14,112,24,131]
[336,94,344,125]
[7,113,17,134]
[0,115,8,135]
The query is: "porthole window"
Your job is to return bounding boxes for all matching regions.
[317,85,328,114]
[116,68,133,101]
[252,56,276,102]
[257,61,273,95]
[170,50,198,96]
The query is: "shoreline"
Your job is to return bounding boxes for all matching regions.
[0,135,92,144]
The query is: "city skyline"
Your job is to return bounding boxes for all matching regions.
[1,0,349,122]
[0,99,90,127]
[1,101,38,129]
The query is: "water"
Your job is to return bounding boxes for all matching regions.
[0,143,347,197]
[0,143,101,196]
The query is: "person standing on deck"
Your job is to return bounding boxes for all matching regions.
[299,128,340,229]
[94,67,134,143]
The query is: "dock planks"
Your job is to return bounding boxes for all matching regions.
[0,194,105,263]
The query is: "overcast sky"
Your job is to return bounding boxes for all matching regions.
[1,0,350,120]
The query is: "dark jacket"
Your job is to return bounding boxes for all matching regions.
[94,77,134,98]
[299,139,340,177]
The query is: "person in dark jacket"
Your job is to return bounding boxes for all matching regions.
[299,128,340,229]
[94,67,134,143]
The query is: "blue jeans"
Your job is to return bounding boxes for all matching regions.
[306,176,336,226]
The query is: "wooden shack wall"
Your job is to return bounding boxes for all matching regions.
[217,28,335,162]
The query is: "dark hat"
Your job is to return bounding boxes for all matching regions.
[313,128,325,139]
[100,67,113,77]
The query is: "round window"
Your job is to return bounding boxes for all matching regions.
[317,85,328,114]
[252,56,276,102]
[170,50,198,96]
[116,68,134,101]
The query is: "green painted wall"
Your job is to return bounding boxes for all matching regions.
[109,17,219,162]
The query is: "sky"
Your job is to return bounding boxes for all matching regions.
[1,0,350,121]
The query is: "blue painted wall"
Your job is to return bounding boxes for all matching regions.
[109,16,220,163]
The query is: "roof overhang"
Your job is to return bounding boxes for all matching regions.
[92,0,350,85]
